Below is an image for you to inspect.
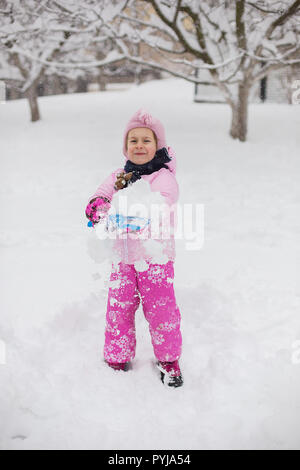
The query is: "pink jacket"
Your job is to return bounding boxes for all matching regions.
[88,146,179,264]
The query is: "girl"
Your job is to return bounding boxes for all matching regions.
[85,109,183,387]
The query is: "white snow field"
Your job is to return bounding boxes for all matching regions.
[0,77,300,450]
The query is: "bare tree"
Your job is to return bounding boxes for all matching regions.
[117,0,300,141]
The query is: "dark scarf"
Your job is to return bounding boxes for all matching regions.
[124,147,172,184]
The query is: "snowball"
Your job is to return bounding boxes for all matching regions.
[109,179,167,220]
[90,178,173,265]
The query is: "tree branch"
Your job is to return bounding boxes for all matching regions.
[246,2,282,14]
[178,4,213,64]
[267,0,300,35]
[11,47,126,72]
[117,13,179,42]
[251,45,300,82]
[173,0,182,25]
[143,0,206,60]
[236,0,247,51]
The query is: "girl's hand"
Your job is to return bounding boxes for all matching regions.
[85,196,110,225]
[114,171,133,190]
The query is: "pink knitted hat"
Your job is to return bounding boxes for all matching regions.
[123,109,166,159]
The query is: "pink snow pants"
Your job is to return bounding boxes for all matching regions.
[103,261,182,363]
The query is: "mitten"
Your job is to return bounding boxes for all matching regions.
[114,171,133,190]
[85,196,110,226]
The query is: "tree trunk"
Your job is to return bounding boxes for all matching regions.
[99,74,107,91]
[26,83,40,122]
[230,82,250,142]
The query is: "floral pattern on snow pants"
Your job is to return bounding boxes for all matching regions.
[104,261,182,363]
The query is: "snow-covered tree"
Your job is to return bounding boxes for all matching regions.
[117,0,300,141]
[0,0,69,120]
[2,1,299,136]
[0,0,128,121]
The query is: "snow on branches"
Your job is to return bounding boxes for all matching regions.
[1,0,299,138]
[0,0,129,91]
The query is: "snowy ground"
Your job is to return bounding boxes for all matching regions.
[0,77,300,450]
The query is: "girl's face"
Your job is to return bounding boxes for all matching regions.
[127,127,157,165]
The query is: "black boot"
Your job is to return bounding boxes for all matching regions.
[157,360,183,387]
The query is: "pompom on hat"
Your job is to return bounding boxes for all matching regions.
[123,109,166,159]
